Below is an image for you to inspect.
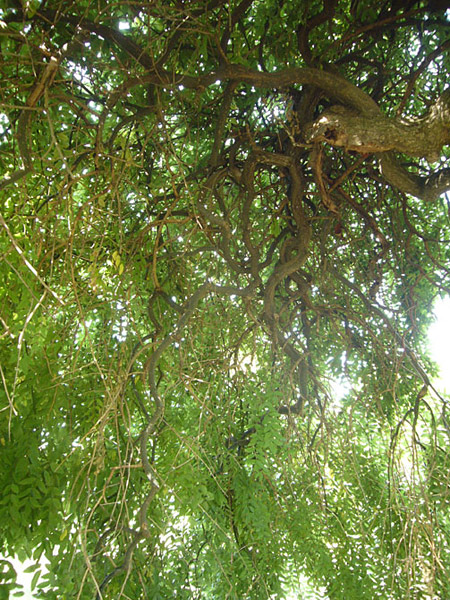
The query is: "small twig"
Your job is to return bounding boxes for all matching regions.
[0,212,65,305]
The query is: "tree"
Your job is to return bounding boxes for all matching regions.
[1,0,450,597]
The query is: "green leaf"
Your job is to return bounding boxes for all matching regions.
[31,569,41,590]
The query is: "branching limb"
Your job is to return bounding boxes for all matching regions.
[380,153,450,201]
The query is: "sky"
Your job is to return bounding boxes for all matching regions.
[428,296,450,391]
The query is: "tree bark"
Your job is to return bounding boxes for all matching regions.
[306,90,450,200]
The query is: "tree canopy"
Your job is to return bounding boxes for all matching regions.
[1,0,450,598]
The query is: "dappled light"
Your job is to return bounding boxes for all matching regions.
[1,1,450,598]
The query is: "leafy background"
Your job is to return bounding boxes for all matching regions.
[1,1,450,598]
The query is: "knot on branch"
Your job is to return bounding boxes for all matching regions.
[306,90,450,162]
[305,91,450,200]
[305,105,393,154]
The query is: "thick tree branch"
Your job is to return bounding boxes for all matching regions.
[306,91,450,161]
[380,154,450,202]
[306,90,450,200]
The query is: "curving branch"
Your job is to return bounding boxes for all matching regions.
[306,90,450,200]
[91,50,449,201]
[379,154,450,202]
[305,92,450,161]
[1,54,60,189]
[9,6,449,204]
[96,280,257,596]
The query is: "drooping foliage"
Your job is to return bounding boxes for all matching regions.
[1,1,450,598]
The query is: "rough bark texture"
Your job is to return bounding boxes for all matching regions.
[5,6,448,201]
[306,89,450,200]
